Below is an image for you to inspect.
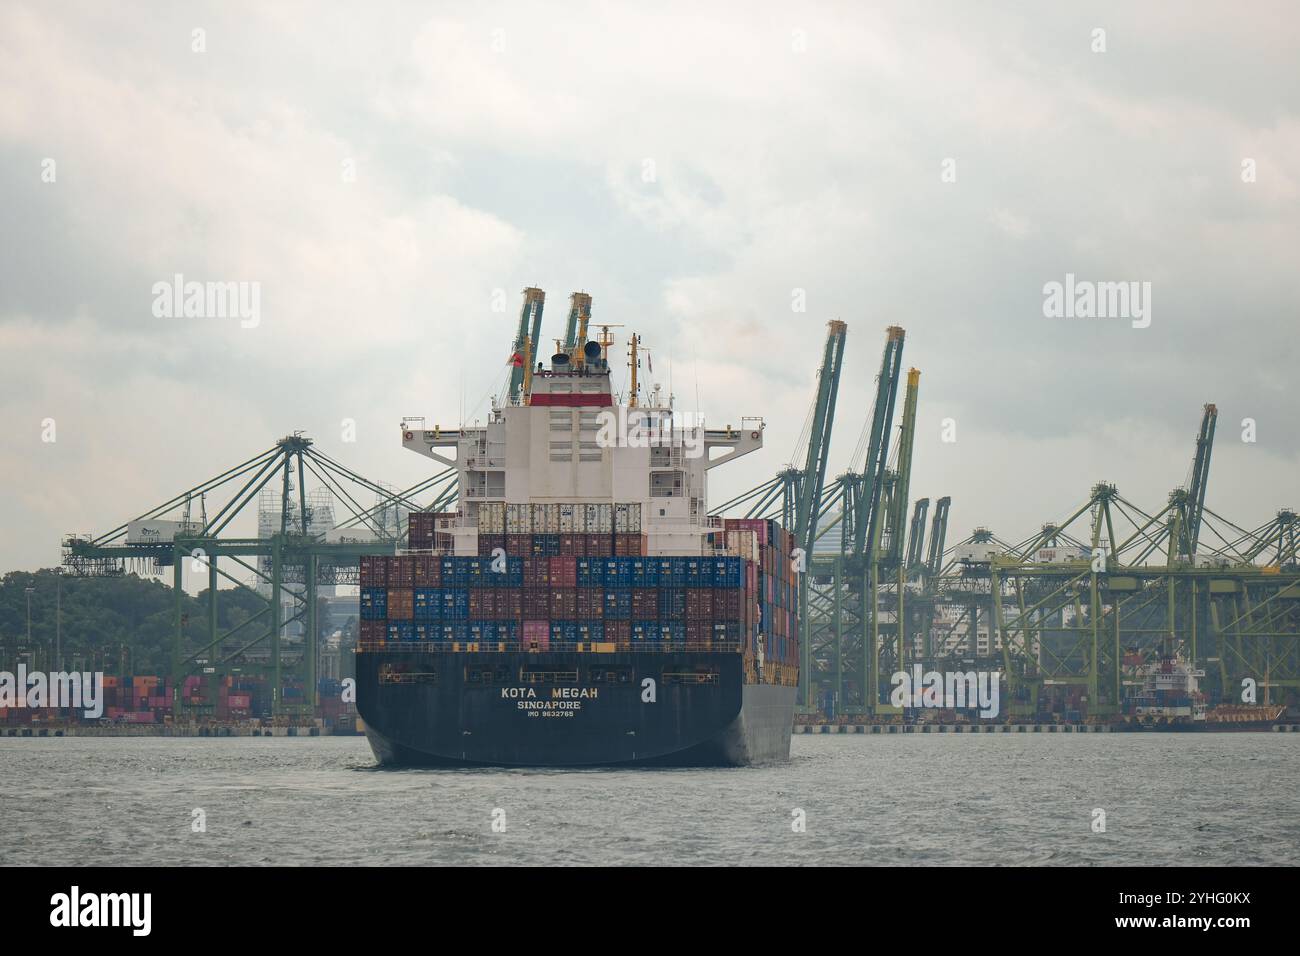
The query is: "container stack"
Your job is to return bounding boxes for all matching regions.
[723,518,800,685]
[355,505,761,651]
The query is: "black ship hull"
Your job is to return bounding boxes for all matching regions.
[356,650,796,767]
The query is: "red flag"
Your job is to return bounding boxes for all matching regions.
[508,352,523,367]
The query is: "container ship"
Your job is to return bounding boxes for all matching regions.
[1119,647,1288,731]
[355,292,800,767]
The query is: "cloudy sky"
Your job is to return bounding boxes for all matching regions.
[2,1,1297,576]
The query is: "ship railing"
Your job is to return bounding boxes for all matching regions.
[357,640,743,654]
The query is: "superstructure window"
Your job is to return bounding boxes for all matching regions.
[650,471,684,497]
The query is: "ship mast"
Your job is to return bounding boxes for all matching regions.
[628,334,641,408]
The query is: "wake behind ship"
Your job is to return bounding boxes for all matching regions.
[355,289,799,767]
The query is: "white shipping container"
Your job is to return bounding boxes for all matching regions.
[559,503,577,533]
[506,503,530,534]
[725,529,760,564]
[531,504,547,535]
[627,502,642,532]
[615,503,630,532]
[595,504,613,534]
[544,504,561,534]
[583,504,599,533]
[480,502,505,534]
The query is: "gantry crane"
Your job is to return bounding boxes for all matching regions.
[711,319,847,554]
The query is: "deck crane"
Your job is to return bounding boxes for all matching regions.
[563,292,593,358]
[508,288,546,402]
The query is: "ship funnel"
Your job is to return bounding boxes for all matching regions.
[583,341,602,362]
[551,353,571,371]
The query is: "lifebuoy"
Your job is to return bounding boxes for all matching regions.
[404,431,413,440]
[750,430,760,439]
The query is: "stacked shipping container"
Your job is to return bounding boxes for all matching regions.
[722,518,800,685]
[356,512,800,678]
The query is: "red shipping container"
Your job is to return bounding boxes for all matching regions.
[227,694,251,709]
[550,588,577,619]
[387,588,414,620]
[549,556,577,588]
[359,555,388,587]
[522,589,549,618]
[687,622,708,643]
[614,533,642,557]
[586,534,613,557]
[478,534,505,557]
[575,587,603,619]
[558,535,577,555]
[523,556,550,588]
[468,588,488,618]
[523,620,550,649]
[413,554,440,586]
[390,556,416,587]
[506,533,531,556]
[606,620,631,643]
[360,620,386,643]
[632,588,657,618]
[715,588,742,622]
[500,589,523,620]
[686,590,714,621]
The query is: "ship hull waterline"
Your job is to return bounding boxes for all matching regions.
[357,650,796,768]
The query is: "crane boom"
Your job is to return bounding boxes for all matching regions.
[906,497,930,572]
[927,496,951,576]
[1185,403,1217,557]
[854,328,906,556]
[509,288,546,401]
[563,292,592,356]
[793,321,847,557]
[886,368,921,567]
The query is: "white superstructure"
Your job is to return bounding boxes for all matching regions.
[400,341,764,555]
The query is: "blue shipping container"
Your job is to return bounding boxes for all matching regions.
[604,589,632,619]
[440,556,466,587]
[631,558,658,587]
[360,587,388,620]
[576,557,604,587]
[414,588,441,621]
